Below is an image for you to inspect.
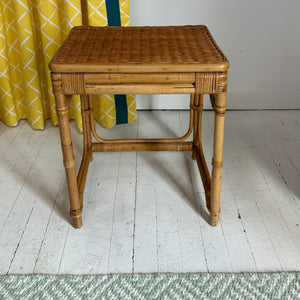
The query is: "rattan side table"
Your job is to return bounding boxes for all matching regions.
[50,25,229,228]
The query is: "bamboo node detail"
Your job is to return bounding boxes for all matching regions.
[212,158,223,168]
[56,106,69,117]
[213,104,226,116]
[190,102,203,111]
[82,109,92,116]
[64,159,75,169]
[70,209,82,217]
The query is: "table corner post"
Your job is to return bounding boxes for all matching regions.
[51,72,83,228]
[210,92,226,226]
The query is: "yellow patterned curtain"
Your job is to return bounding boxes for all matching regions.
[0,0,136,131]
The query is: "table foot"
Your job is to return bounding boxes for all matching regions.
[70,209,83,228]
[209,212,219,226]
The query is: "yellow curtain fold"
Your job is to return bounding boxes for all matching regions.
[0,0,136,131]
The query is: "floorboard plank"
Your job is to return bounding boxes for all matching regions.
[222,116,283,271]
[8,125,65,274]
[252,146,300,261]
[33,180,70,274]
[107,152,137,274]
[0,122,45,232]
[59,152,119,274]
[134,151,159,273]
[0,123,51,273]
[33,122,82,274]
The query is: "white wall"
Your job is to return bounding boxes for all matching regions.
[130,0,300,109]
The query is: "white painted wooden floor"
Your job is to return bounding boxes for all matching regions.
[0,110,300,275]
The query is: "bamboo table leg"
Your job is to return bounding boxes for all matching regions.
[77,95,93,209]
[192,94,202,160]
[210,92,226,226]
[192,94,212,211]
[54,92,83,228]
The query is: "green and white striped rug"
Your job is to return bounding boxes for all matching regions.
[0,273,299,299]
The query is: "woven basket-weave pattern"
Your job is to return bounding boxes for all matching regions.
[52,25,226,66]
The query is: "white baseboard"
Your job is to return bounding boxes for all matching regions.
[136,91,300,110]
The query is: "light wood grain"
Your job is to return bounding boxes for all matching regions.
[84,83,195,95]
[85,73,195,84]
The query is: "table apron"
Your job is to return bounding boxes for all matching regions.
[84,83,195,95]
[56,72,227,95]
[85,73,196,84]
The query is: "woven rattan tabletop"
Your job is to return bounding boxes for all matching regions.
[50,25,229,73]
